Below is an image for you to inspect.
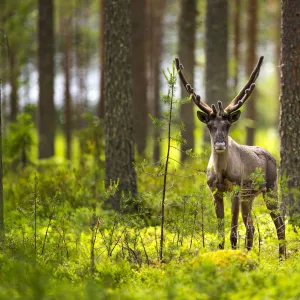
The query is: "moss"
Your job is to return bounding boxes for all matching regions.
[191,250,258,270]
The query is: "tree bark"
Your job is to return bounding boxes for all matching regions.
[147,0,165,162]
[204,0,228,143]
[60,1,73,160]
[132,0,148,157]
[245,0,257,146]
[0,79,4,235]
[178,0,197,162]
[104,0,137,211]
[233,0,241,92]
[279,0,300,223]
[38,0,55,159]
[8,49,18,122]
[274,0,281,126]
[97,0,105,119]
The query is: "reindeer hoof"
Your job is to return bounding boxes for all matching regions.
[218,243,224,250]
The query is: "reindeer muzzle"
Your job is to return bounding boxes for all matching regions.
[214,142,226,152]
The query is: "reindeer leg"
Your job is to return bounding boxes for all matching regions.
[241,197,255,251]
[208,172,225,249]
[213,191,225,249]
[230,194,239,249]
[263,190,286,259]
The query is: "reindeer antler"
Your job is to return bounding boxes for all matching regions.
[175,57,213,115]
[225,56,264,114]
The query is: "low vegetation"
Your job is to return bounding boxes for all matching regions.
[0,67,299,299]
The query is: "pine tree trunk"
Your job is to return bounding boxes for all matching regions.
[8,49,18,122]
[147,0,165,162]
[38,0,55,159]
[178,0,196,162]
[233,0,241,92]
[98,0,105,119]
[0,79,4,235]
[61,2,72,160]
[245,0,257,146]
[274,0,281,126]
[132,0,148,157]
[279,0,300,222]
[104,0,137,211]
[75,1,89,166]
[204,0,228,143]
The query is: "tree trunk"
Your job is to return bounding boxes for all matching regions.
[104,0,137,211]
[204,0,228,143]
[38,0,55,159]
[132,0,148,157]
[233,0,241,92]
[147,0,165,162]
[178,0,196,162]
[60,1,73,160]
[75,0,89,167]
[279,0,300,223]
[274,0,281,126]
[8,49,18,122]
[97,0,105,119]
[0,79,3,235]
[245,0,257,146]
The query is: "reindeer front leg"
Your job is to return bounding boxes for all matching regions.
[210,183,225,249]
[214,192,225,249]
[230,194,239,249]
[214,191,225,249]
[240,197,255,251]
[208,173,225,249]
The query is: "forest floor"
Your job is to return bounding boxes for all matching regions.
[1,146,300,299]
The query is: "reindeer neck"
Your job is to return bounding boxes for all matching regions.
[211,141,229,183]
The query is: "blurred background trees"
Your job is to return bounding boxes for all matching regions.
[0,0,298,214]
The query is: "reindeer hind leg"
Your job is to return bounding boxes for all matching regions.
[263,190,286,258]
[264,159,286,258]
[240,196,255,251]
[230,194,239,249]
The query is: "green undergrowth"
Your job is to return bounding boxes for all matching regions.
[1,245,300,299]
[0,103,296,299]
[0,155,299,299]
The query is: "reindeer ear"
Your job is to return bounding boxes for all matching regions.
[197,111,209,124]
[229,110,241,123]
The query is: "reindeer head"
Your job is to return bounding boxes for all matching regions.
[175,56,264,153]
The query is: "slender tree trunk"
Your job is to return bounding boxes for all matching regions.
[274,0,281,126]
[233,0,241,92]
[74,0,89,166]
[245,0,257,146]
[60,0,72,160]
[104,0,137,211]
[98,0,105,119]
[178,0,196,162]
[0,79,3,235]
[38,0,55,159]
[204,0,228,143]
[279,0,300,223]
[132,0,148,157]
[8,49,18,122]
[147,0,165,162]
[61,2,73,160]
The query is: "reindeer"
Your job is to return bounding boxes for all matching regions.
[175,56,285,257]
